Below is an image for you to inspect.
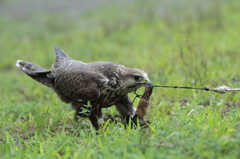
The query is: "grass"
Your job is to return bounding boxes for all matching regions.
[1,0,240,158]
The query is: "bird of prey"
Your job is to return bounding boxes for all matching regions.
[16,46,151,130]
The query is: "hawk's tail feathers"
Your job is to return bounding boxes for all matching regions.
[16,60,50,73]
[16,60,54,87]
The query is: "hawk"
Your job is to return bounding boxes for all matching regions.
[16,46,151,130]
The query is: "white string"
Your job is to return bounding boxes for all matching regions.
[209,85,240,94]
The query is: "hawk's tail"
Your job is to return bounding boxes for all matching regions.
[16,60,54,87]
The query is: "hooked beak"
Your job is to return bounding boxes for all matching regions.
[144,79,151,85]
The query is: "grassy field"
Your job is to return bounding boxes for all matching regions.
[1,0,240,158]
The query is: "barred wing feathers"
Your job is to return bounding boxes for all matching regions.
[53,61,109,101]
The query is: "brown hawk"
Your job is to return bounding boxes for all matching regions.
[16,46,151,130]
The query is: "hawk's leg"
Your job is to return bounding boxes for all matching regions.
[71,101,90,121]
[115,95,136,119]
[89,107,102,130]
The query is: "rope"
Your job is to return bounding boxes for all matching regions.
[151,85,210,91]
[149,84,240,94]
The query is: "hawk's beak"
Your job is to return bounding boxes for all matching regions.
[144,79,151,85]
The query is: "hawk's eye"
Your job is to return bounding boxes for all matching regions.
[133,75,141,81]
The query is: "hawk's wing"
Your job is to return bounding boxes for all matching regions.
[52,59,108,101]
[52,46,113,101]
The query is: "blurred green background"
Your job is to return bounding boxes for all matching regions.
[1,0,240,158]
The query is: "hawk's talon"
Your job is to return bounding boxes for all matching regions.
[126,114,149,128]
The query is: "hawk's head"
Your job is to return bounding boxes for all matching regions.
[121,68,151,93]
